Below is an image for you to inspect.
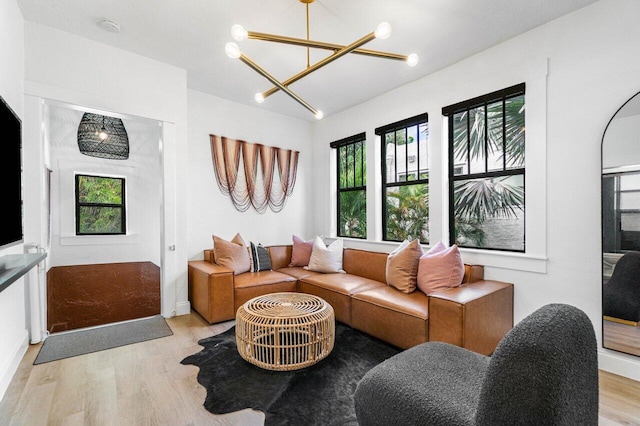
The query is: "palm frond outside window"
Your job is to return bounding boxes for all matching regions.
[376,113,429,243]
[444,84,525,252]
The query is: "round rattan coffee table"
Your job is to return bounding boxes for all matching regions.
[235,292,335,371]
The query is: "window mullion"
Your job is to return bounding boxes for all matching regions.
[484,103,488,173]
[394,131,398,184]
[404,127,408,180]
[502,98,506,170]
[466,111,471,175]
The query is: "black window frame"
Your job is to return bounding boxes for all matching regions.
[75,174,126,236]
[331,132,367,239]
[376,113,429,243]
[443,83,526,252]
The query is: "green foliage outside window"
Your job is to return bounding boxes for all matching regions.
[382,118,429,243]
[385,183,429,242]
[76,175,125,235]
[337,138,366,238]
[450,92,525,250]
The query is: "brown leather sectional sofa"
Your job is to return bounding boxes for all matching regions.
[188,244,514,355]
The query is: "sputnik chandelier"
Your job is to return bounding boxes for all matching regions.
[225,0,418,120]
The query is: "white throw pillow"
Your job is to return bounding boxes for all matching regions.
[305,237,345,273]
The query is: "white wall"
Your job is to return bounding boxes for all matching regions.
[187,90,314,258]
[23,22,190,319]
[312,0,640,380]
[0,0,27,401]
[46,104,161,267]
[603,112,640,169]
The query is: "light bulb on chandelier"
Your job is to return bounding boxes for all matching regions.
[231,24,248,42]
[374,22,392,39]
[225,42,241,59]
[224,0,418,118]
[406,53,419,67]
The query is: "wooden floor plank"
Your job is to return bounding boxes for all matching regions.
[0,312,637,425]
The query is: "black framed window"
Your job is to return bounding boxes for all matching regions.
[443,83,525,251]
[332,133,366,238]
[376,113,429,243]
[75,174,126,235]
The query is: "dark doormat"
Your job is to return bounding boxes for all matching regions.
[34,315,172,365]
[181,323,400,426]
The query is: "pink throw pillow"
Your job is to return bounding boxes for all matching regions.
[289,235,314,267]
[427,241,446,255]
[417,243,464,295]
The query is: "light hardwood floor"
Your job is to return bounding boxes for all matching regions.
[1,312,639,425]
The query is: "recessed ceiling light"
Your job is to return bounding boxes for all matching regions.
[98,19,121,33]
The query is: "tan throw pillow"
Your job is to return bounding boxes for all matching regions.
[385,239,423,293]
[213,233,251,275]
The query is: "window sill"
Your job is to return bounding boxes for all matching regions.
[324,237,547,274]
[60,234,140,246]
[457,248,547,274]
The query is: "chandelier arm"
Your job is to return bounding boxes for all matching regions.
[238,53,320,116]
[247,31,408,61]
[260,31,377,100]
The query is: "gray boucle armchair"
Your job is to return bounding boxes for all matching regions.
[354,303,599,425]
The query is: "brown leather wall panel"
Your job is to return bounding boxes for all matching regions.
[47,262,160,333]
[352,298,428,349]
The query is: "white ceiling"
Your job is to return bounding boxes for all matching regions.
[18,0,599,121]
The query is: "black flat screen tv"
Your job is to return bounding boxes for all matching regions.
[0,94,23,249]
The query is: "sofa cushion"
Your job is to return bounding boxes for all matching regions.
[268,245,293,270]
[290,235,314,267]
[352,286,430,320]
[213,233,251,275]
[386,239,423,293]
[276,266,322,280]
[306,237,345,273]
[301,273,385,296]
[234,270,296,289]
[343,248,388,283]
[417,243,464,294]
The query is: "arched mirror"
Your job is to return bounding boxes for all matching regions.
[602,90,640,356]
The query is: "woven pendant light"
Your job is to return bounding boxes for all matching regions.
[77,112,129,160]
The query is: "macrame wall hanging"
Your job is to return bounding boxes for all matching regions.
[210,134,299,213]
